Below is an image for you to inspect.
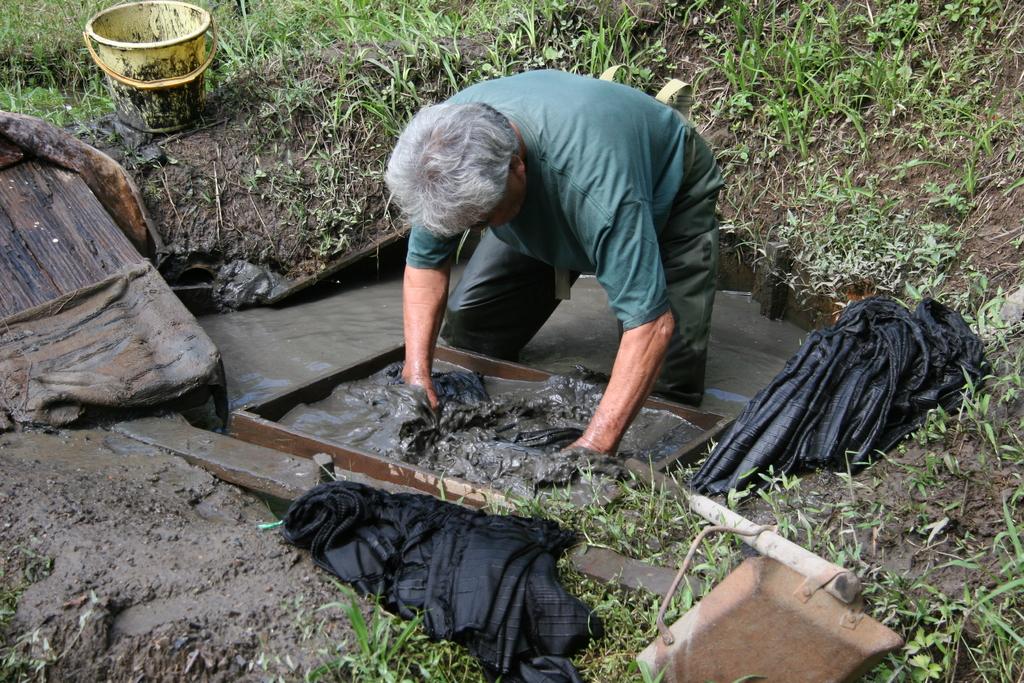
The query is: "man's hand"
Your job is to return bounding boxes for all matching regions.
[552,444,628,482]
[403,262,452,412]
[572,309,675,454]
[402,366,439,410]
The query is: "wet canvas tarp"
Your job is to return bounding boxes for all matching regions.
[0,112,222,430]
[0,263,224,429]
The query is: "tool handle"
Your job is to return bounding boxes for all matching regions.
[625,459,863,605]
[656,523,770,645]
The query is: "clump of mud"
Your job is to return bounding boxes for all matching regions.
[279,362,703,497]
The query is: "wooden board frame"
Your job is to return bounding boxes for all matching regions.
[230,344,732,507]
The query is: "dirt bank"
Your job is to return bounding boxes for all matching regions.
[0,427,360,681]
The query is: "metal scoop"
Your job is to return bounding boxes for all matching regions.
[625,459,904,683]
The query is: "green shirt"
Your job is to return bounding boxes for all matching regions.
[406,70,688,329]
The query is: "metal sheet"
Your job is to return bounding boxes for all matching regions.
[637,556,904,683]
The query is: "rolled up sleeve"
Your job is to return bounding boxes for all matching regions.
[591,200,669,330]
[406,226,459,269]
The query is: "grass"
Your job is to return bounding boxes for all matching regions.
[0,548,55,681]
[300,584,484,682]
[2,0,1023,680]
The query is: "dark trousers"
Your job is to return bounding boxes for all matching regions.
[440,127,723,405]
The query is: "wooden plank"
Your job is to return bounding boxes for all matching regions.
[436,345,551,381]
[266,230,408,306]
[115,418,681,597]
[231,410,508,509]
[0,197,62,314]
[569,546,686,597]
[244,344,553,422]
[245,346,406,419]
[0,160,143,316]
[112,416,321,501]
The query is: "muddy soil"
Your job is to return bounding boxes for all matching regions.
[75,50,409,304]
[739,437,1022,598]
[74,48,1024,319]
[0,428,361,682]
[56,0,1020,320]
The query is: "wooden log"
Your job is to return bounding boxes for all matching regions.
[0,111,160,257]
[0,137,23,170]
[0,161,143,316]
[0,196,62,309]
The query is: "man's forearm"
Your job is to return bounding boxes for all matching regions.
[402,263,451,383]
[575,309,675,454]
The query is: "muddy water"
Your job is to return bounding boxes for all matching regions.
[199,269,806,493]
[199,269,807,419]
[276,360,704,497]
[199,278,405,409]
[518,280,809,417]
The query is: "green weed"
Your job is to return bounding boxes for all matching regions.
[308,584,480,682]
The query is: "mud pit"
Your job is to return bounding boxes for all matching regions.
[279,362,703,498]
[0,428,362,681]
[0,265,809,681]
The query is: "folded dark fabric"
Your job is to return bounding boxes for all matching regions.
[508,426,584,450]
[385,361,489,405]
[281,481,602,682]
[691,297,987,494]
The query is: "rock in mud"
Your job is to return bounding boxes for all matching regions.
[213,259,290,310]
[1000,285,1024,324]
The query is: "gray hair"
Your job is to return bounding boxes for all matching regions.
[385,102,518,238]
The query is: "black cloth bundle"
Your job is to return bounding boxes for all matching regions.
[282,481,602,682]
[384,361,489,405]
[691,297,987,494]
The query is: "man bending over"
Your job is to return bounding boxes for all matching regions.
[385,69,723,456]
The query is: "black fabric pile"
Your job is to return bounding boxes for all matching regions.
[506,426,584,450]
[692,297,987,494]
[282,481,602,682]
[384,361,490,405]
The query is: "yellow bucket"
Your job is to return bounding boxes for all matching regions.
[84,1,217,133]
